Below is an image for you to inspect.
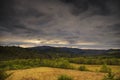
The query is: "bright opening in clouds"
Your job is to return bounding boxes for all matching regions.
[0,0,120,49]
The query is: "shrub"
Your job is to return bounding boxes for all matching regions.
[0,59,74,70]
[115,72,120,80]
[78,65,88,71]
[102,72,120,80]
[0,70,11,80]
[100,64,111,73]
[56,59,73,69]
[103,72,115,80]
[58,74,73,80]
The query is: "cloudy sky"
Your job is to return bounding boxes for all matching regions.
[0,0,120,49]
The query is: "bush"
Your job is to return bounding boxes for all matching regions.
[102,72,120,80]
[78,65,88,71]
[103,72,115,80]
[68,57,120,65]
[58,74,73,80]
[0,59,73,70]
[56,59,74,69]
[115,72,120,80]
[100,64,111,73]
[0,70,11,80]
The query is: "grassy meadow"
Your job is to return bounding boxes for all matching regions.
[6,67,105,80]
[3,63,120,80]
[71,63,120,73]
[0,58,120,80]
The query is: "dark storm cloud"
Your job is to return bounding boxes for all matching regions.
[0,0,120,49]
[60,0,120,16]
[108,24,120,34]
[60,0,89,15]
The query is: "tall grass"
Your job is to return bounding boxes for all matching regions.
[0,70,12,80]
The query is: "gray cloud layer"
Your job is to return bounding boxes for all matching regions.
[0,0,120,49]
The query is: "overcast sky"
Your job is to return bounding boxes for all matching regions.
[0,0,120,49]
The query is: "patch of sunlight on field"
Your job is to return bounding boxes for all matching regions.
[71,63,120,73]
[6,67,105,80]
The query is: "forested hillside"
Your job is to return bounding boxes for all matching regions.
[0,46,120,61]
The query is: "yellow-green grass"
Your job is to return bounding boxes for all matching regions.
[71,63,120,73]
[6,67,105,80]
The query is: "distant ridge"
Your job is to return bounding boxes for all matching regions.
[29,46,120,55]
[0,46,120,60]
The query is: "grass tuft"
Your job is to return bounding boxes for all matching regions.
[78,65,89,71]
[0,70,12,80]
[58,74,73,80]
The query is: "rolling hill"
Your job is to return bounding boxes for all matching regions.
[0,46,120,61]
